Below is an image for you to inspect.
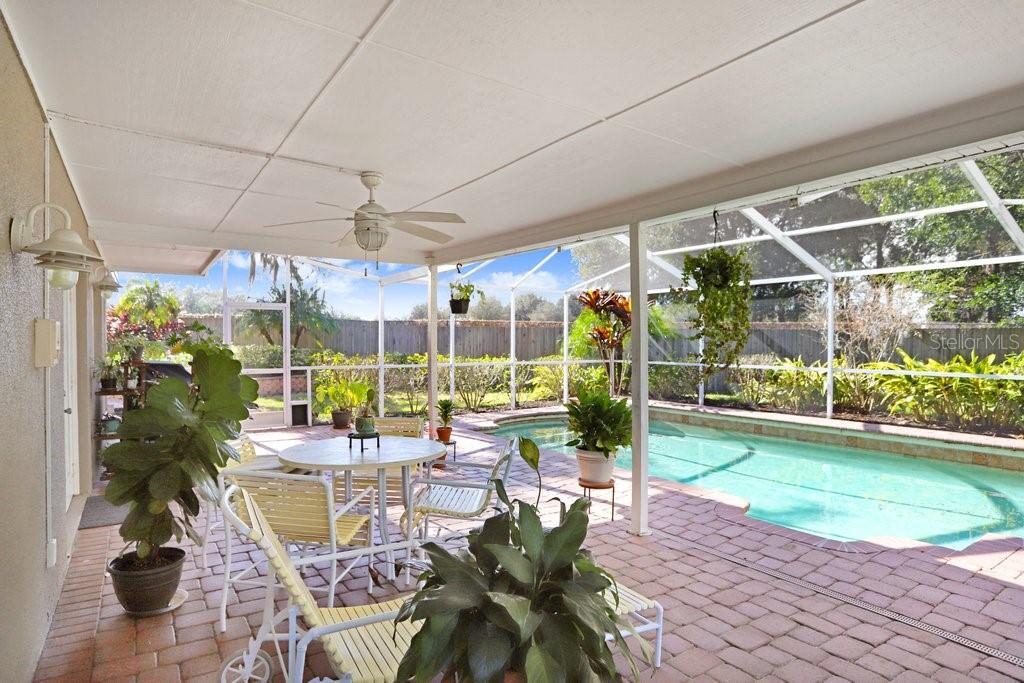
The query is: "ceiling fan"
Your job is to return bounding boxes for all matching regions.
[264,171,463,262]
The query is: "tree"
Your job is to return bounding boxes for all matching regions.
[856,153,1024,323]
[237,283,338,347]
[109,280,185,341]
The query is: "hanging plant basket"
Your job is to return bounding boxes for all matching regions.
[449,298,470,314]
[671,238,753,380]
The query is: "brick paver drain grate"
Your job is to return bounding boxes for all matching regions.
[683,539,1024,670]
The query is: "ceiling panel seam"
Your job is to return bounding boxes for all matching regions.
[402,0,869,214]
[209,0,401,234]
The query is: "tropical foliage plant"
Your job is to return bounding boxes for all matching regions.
[102,343,258,567]
[315,378,369,413]
[671,247,753,381]
[564,390,632,456]
[450,280,483,301]
[237,283,338,347]
[394,438,646,682]
[868,350,1024,430]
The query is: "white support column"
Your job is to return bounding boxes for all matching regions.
[825,280,836,418]
[283,257,293,426]
[221,256,230,342]
[427,264,439,437]
[377,282,385,417]
[697,336,706,406]
[628,221,650,536]
[562,292,570,403]
[448,312,456,403]
[509,289,517,409]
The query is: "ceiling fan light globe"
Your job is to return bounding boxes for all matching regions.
[354,226,388,252]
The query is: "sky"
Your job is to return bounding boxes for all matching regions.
[112,246,583,319]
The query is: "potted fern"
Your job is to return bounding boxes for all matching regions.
[564,390,632,483]
[102,340,258,614]
[395,438,647,682]
[449,280,482,314]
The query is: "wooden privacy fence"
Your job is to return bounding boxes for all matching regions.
[187,314,1024,364]
[185,315,564,360]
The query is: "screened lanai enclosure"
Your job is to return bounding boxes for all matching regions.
[139,146,1024,437]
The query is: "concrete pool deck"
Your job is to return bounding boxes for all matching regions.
[33,422,1024,681]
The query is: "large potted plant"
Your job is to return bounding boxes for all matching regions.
[564,389,632,483]
[354,386,377,433]
[316,378,368,429]
[395,438,647,682]
[449,280,482,315]
[436,398,455,442]
[101,341,258,614]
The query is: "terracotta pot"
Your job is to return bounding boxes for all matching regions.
[449,298,470,314]
[436,426,453,442]
[576,448,615,483]
[108,547,185,614]
[331,409,352,430]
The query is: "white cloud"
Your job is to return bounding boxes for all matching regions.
[475,270,563,293]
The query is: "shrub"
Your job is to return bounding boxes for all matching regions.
[454,356,509,411]
[232,344,283,368]
[649,364,699,401]
[870,350,1024,430]
[726,354,776,407]
[761,358,825,412]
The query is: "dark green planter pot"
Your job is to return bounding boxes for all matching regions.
[354,416,375,434]
[108,547,186,614]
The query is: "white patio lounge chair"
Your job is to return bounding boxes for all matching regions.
[216,469,376,632]
[609,583,665,670]
[219,484,417,683]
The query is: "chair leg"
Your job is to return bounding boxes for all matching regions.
[200,500,212,570]
[328,556,338,608]
[218,513,234,633]
[653,602,664,669]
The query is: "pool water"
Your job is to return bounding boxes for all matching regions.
[492,420,1024,550]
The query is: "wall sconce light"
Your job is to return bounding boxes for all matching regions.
[10,202,102,290]
[93,266,120,294]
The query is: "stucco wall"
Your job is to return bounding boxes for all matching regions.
[0,15,95,682]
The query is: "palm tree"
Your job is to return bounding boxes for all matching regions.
[247,252,303,287]
[237,284,338,347]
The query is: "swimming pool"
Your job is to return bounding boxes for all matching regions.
[492,419,1024,550]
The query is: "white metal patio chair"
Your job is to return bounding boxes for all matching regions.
[607,583,665,670]
[219,484,417,683]
[216,469,376,632]
[401,437,516,548]
[338,417,426,510]
[201,434,285,570]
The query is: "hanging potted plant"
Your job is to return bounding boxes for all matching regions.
[449,280,482,314]
[354,386,377,434]
[101,341,258,614]
[564,389,632,483]
[670,242,753,380]
[394,437,648,682]
[315,378,368,429]
[435,398,455,443]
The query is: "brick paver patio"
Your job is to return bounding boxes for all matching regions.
[34,422,1024,681]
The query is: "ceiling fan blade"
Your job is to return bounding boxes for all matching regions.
[332,227,357,246]
[385,211,464,224]
[264,216,347,228]
[392,221,454,244]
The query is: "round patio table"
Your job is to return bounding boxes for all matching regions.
[278,436,445,580]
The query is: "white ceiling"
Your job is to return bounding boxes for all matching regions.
[4,0,1024,274]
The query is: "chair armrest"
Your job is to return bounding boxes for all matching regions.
[411,478,491,491]
[335,486,375,517]
[292,609,403,682]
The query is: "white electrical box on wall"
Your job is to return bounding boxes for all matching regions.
[34,318,60,367]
